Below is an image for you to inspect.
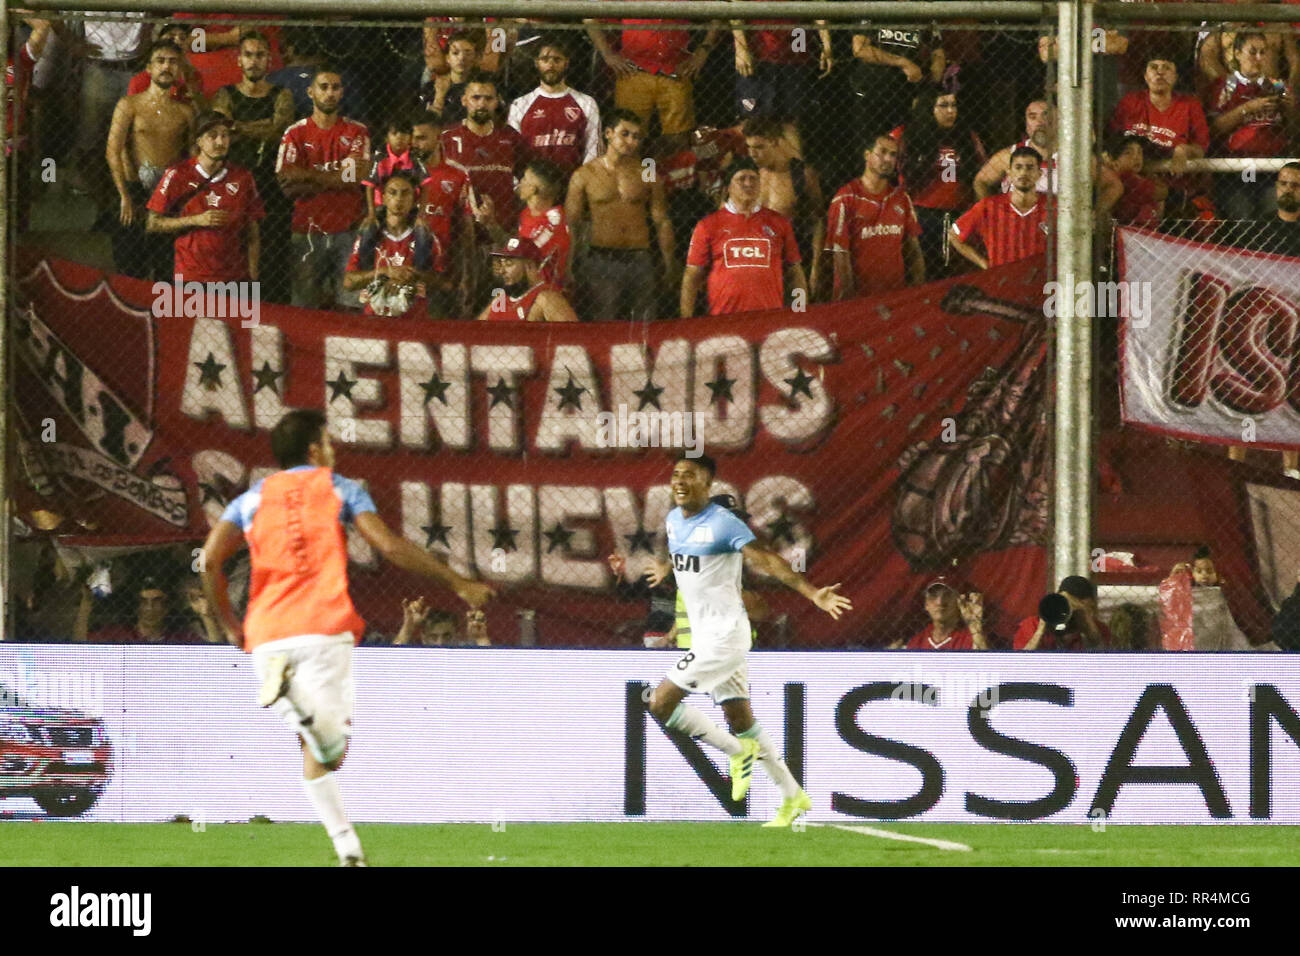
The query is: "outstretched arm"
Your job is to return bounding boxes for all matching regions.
[741,542,852,618]
[355,511,494,606]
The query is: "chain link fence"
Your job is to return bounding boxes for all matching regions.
[10,8,1290,654]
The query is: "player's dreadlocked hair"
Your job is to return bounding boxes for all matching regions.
[271,409,328,469]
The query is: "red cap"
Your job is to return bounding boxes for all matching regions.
[923,575,968,599]
[489,237,542,262]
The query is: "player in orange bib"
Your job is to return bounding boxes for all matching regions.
[201,409,493,866]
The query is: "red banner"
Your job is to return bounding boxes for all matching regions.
[11,254,1050,646]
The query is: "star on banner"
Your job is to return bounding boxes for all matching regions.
[489,524,520,552]
[195,353,226,390]
[487,377,515,409]
[251,361,283,396]
[420,372,451,406]
[421,520,452,549]
[326,369,357,403]
[554,373,587,411]
[784,368,815,401]
[624,526,656,554]
[633,378,664,411]
[767,514,797,545]
[705,372,735,404]
[543,522,574,553]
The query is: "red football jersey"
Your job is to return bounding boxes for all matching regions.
[905,624,976,650]
[1206,73,1290,157]
[146,159,264,282]
[951,192,1048,268]
[825,179,921,295]
[618,5,692,74]
[1115,170,1162,225]
[518,205,571,286]
[1108,90,1211,155]
[686,203,801,316]
[418,162,472,252]
[484,281,556,321]
[892,124,985,210]
[441,122,524,230]
[998,139,1057,196]
[276,115,370,234]
[507,87,601,175]
[345,225,443,319]
[750,22,814,65]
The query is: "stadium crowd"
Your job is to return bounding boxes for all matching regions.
[12,11,1300,323]
[7,9,1300,648]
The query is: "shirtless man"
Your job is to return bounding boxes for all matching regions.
[105,41,197,279]
[743,115,826,300]
[973,99,1056,199]
[565,109,674,321]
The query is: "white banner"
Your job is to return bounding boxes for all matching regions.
[2,646,1299,824]
[1118,226,1300,450]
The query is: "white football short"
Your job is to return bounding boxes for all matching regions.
[253,633,355,758]
[665,629,751,704]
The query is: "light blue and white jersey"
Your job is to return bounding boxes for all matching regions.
[666,502,756,646]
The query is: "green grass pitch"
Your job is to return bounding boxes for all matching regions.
[3,822,1298,866]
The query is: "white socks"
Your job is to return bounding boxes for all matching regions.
[303,773,363,862]
[743,724,802,800]
[664,703,744,756]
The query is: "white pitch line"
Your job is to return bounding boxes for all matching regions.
[810,822,973,852]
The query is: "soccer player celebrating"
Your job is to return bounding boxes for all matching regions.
[681,158,806,317]
[950,146,1049,270]
[645,455,852,827]
[201,409,494,866]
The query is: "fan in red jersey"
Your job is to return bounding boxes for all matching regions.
[275,65,370,310]
[344,171,447,319]
[471,158,571,288]
[475,238,578,322]
[825,133,925,300]
[951,146,1049,270]
[1205,31,1298,220]
[681,159,806,317]
[890,577,992,651]
[1108,52,1210,201]
[507,34,601,176]
[146,111,264,284]
[411,114,474,315]
[441,72,525,234]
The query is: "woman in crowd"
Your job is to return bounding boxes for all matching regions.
[893,85,986,278]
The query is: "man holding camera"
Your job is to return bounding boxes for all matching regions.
[1015,575,1112,651]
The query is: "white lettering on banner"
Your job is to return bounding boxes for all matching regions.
[1117,227,1300,448]
[41,443,188,526]
[8,646,1298,825]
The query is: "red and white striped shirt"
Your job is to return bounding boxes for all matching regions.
[951,192,1049,268]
